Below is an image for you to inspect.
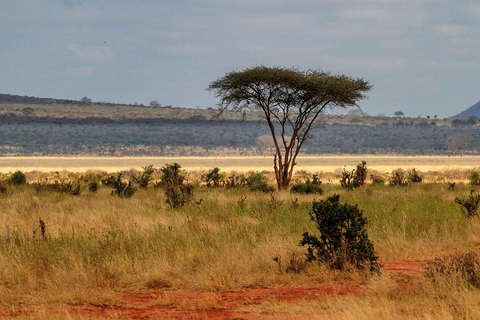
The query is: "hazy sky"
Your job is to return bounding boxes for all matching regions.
[1,0,479,118]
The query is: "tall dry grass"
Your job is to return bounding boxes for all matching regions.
[0,168,480,317]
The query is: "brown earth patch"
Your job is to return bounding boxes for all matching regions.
[0,260,424,319]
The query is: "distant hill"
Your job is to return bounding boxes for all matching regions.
[0,93,128,107]
[452,100,480,119]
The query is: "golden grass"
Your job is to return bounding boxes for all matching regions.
[1,167,480,318]
[0,155,479,175]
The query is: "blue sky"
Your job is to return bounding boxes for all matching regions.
[1,0,479,118]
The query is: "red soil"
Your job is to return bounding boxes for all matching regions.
[0,260,423,319]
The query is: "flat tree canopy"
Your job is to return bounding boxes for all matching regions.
[208,66,372,189]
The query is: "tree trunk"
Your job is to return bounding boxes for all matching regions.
[274,153,293,190]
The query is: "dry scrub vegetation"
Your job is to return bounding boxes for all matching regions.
[1,165,480,318]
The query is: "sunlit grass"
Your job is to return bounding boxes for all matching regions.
[1,168,480,318]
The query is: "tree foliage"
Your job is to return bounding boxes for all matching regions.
[208,66,372,189]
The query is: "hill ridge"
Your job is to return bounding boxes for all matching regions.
[453,100,480,119]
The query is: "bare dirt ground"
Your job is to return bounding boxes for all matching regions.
[0,261,423,319]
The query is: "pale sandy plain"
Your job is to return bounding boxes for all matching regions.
[0,155,478,174]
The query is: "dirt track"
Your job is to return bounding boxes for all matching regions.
[0,261,423,319]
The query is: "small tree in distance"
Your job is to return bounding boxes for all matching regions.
[80,96,91,104]
[208,66,372,189]
[394,110,404,117]
[149,100,161,108]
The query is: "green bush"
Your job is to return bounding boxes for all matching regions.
[355,160,368,186]
[408,168,423,183]
[201,167,224,188]
[225,174,247,189]
[454,191,480,218]
[246,172,275,193]
[300,194,380,274]
[132,165,155,188]
[340,161,367,190]
[9,170,26,186]
[388,168,409,186]
[158,163,194,208]
[469,172,480,186]
[290,182,323,195]
[110,174,136,198]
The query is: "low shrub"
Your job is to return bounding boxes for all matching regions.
[370,174,385,185]
[132,165,155,188]
[201,167,224,188]
[408,168,423,183]
[469,171,480,186]
[9,170,26,186]
[388,168,409,186]
[33,175,84,195]
[300,194,381,274]
[0,180,8,194]
[225,174,247,189]
[157,163,194,208]
[246,172,274,193]
[110,174,137,198]
[454,191,480,218]
[425,251,480,289]
[340,161,367,190]
[290,182,323,195]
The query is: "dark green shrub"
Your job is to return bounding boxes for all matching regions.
[388,169,409,186]
[158,163,194,208]
[101,175,117,188]
[340,161,367,189]
[340,168,357,190]
[455,191,480,218]
[425,251,480,289]
[311,174,321,185]
[246,172,275,193]
[132,165,155,188]
[290,182,323,195]
[300,194,381,274]
[355,161,367,186]
[201,167,224,188]
[408,168,423,183]
[469,172,480,186]
[110,174,136,198]
[82,172,102,192]
[9,170,26,185]
[225,174,247,189]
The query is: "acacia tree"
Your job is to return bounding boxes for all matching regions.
[447,133,473,156]
[208,66,372,189]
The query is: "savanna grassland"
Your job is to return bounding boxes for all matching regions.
[1,162,480,319]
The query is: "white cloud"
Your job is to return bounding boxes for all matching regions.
[67,44,112,62]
